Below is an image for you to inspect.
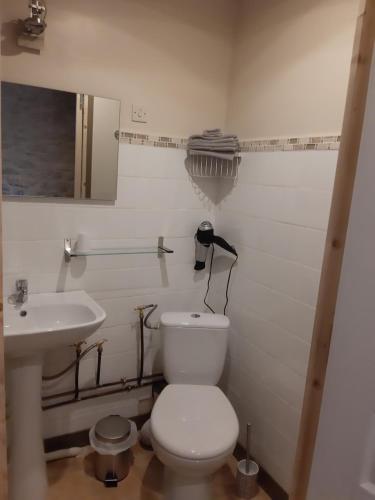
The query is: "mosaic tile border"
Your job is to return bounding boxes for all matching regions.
[118,130,188,149]
[118,130,341,152]
[240,135,341,152]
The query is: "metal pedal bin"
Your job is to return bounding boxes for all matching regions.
[89,415,137,487]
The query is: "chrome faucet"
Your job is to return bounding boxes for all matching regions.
[15,279,28,304]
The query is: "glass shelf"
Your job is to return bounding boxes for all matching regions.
[64,237,173,261]
[71,247,173,256]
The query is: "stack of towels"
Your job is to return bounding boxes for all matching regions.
[187,129,240,161]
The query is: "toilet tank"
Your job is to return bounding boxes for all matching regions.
[160,312,230,385]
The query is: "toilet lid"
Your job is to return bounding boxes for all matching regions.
[151,385,239,460]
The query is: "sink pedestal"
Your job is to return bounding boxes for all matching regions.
[7,354,47,500]
[4,290,107,500]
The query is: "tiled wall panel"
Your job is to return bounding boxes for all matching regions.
[3,144,215,438]
[214,149,337,491]
[3,143,337,492]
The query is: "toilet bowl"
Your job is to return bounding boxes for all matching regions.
[151,384,239,500]
[150,312,238,499]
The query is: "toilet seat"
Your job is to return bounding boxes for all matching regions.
[151,384,239,460]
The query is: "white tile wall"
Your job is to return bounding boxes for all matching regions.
[214,150,337,492]
[3,144,215,438]
[3,144,336,491]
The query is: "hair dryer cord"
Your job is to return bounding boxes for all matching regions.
[203,244,238,316]
[203,244,215,313]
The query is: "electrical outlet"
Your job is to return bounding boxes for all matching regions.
[132,105,148,123]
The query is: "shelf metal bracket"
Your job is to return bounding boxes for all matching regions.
[157,236,174,258]
[64,238,73,262]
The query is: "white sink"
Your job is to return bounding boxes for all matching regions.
[5,290,106,500]
[5,290,106,357]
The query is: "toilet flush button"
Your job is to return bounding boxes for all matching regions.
[191,314,200,318]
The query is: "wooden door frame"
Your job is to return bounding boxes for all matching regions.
[290,1,375,498]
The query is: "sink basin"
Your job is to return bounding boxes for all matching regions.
[5,290,106,500]
[4,290,106,357]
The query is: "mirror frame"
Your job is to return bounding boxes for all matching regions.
[1,82,121,201]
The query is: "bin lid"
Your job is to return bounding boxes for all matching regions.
[94,415,131,444]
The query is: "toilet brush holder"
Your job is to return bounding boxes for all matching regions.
[236,459,259,499]
[236,422,259,499]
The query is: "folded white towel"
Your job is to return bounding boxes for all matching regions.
[189,133,238,142]
[188,149,237,161]
[187,128,240,162]
[189,138,239,146]
[188,144,238,153]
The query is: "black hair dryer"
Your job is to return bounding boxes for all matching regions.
[194,221,237,270]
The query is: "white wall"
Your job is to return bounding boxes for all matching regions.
[213,150,336,491]
[213,0,359,491]
[1,0,236,137]
[227,0,358,138]
[3,144,216,437]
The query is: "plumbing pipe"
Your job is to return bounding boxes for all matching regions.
[42,379,163,411]
[41,372,164,401]
[144,304,159,330]
[137,308,145,385]
[95,340,107,386]
[74,341,86,400]
[134,304,154,385]
[42,341,97,381]
[42,304,164,410]
[134,303,159,385]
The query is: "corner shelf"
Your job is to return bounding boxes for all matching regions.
[64,237,174,262]
[186,153,241,179]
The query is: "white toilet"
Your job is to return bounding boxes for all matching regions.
[150,312,239,500]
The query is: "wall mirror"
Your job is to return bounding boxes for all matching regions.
[1,81,121,201]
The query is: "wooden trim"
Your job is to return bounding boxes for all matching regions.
[290,2,375,499]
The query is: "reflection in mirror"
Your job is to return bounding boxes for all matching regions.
[1,82,120,201]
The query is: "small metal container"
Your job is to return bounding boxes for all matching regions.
[92,415,132,487]
[236,423,259,499]
[95,414,131,444]
[236,459,259,499]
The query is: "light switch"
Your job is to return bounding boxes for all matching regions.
[132,104,148,123]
